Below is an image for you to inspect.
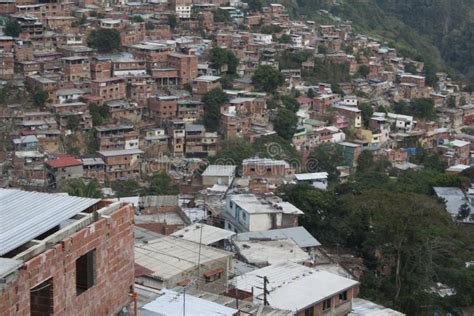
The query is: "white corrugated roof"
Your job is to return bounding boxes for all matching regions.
[232,261,358,312]
[171,223,235,245]
[202,165,236,177]
[295,172,328,181]
[142,289,237,316]
[0,189,100,256]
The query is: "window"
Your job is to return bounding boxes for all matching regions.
[76,249,96,295]
[304,306,314,316]
[242,212,247,221]
[322,298,331,310]
[339,291,348,301]
[30,278,53,315]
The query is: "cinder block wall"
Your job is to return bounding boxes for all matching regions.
[0,204,135,316]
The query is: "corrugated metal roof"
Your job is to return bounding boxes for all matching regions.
[0,189,100,256]
[235,227,321,248]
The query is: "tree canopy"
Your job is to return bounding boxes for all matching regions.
[307,144,345,183]
[4,20,21,37]
[272,108,298,141]
[89,103,109,126]
[252,65,284,93]
[87,28,121,53]
[61,179,102,198]
[209,47,239,74]
[145,172,179,195]
[202,88,227,132]
[33,90,49,108]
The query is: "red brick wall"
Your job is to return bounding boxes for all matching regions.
[0,204,135,316]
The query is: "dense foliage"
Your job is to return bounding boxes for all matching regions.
[277,149,474,314]
[252,65,284,93]
[4,19,21,37]
[61,179,102,198]
[87,28,121,53]
[202,88,227,132]
[209,47,239,74]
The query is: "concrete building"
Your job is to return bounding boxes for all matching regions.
[202,165,237,186]
[0,189,135,315]
[233,238,310,267]
[171,223,236,248]
[45,155,83,190]
[224,194,304,233]
[232,261,359,316]
[134,236,233,293]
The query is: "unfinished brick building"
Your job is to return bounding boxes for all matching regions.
[0,189,135,315]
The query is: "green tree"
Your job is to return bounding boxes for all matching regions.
[252,134,301,163]
[130,15,144,23]
[145,21,155,30]
[357,64,370,78]
[306,88,315,99]
[348,190,463,314]
[246,0,263,12]
[87,28,121,53]
[89,103,109,126]
[307,144,344,183]
[457,202,471,220]
[447,95,456,108]
[66,115,80,131]
[278,183,349,245]
[404,63,417,74]
[278,34,292,44]
[33,90,49,108]
[412,98,436,120]
[111,179,143,197]
[260,24,282,34]
[318,45,328,54]
[211,137,255,167]
[461,166,474,181]
[281,95,299,112]
[252,65,284,93]
[272,108,298,140]
[202,88,227,132]
[219,74,234,89]
[4,20,21,37]
[168,14,177,29]
[359,103,373,128]
[85,130,99,155]
[213,9,231,23]
[61,179,102,198]
[209,47,239,74]
[146,171,179,195]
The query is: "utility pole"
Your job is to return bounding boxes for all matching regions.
[183,286,186,316]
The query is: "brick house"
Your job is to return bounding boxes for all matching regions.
[192,75,222,95]
[91,77,127,102]
[61,56,91,82]
[167,53,198,85]
[148,95,178,120]
[45,155,83,190]
[242,157,293,178]
[98,148,143,181]
[0,189,135,316]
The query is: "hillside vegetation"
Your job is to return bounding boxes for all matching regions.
[284,0,474,82]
